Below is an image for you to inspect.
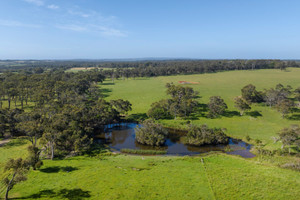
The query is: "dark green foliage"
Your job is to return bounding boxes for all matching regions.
[120,149,167,155]
[294,87,300,101]
[245,135,251,142]
[110,99,132,115]
[264,84,292,107]
[147,99,172,120]
[234,97,251,115]
[148,83,198,119]
[276,99,294,118]
[183,124,228,146]
[135,119,168,146]
[207,96,228,118]
[2,158,30,200]
[278,125,300,153]
[241,84,263,103]
[27,145,43,170]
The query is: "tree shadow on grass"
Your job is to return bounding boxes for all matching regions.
[197,103,208,112]
[13,188,91,200]
[222,110,240,118]
[100,82,115,86]
[245,111,262,118]
[40,166,78,173]
[291,107,300,113]
[99,88,112,98]
[287,114,300,120]
[3,139,27,148]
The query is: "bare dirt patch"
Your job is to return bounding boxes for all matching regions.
[0,139,10,147]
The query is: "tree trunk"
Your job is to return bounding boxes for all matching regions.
[8,99,11,109]
[5,172,16,200]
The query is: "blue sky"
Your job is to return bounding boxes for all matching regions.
[1,0,300,59]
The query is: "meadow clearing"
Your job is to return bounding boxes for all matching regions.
[0,139,300,200]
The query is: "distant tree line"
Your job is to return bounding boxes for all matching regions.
[1,59,300,77]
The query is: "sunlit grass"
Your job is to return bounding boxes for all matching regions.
[101,68,300,149]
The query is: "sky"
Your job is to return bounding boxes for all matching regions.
[1,0,300,59]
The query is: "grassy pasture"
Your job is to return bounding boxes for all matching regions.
[1,140,300,200]
[101,68,300,149]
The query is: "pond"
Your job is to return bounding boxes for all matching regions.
[96,123,255,158]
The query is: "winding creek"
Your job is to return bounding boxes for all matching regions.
[96,123,255,158]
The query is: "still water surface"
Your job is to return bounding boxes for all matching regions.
[98,123,255,158]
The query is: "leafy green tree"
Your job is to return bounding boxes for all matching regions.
[208,96,228,118]
[278,125,300,153]
[135,119,168,146]
[264,84,292,107]
[276,99,294,118]
[0,109,9,138]
[234,97,251,115]
[110,99,132,115]
[294,87,300,101]
[2,158,29,200]
[165,83,198,118]
[17,111,44,146]
[183,124,228,146]
[241,84,263,103]
[147,99,172,120]
[27,145,43,170]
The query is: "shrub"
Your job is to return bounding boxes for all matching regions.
[183,124,228,146]
[135,119,168,146]
[245,135,251,142]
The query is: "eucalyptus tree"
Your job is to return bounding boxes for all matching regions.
[234,97,251,115]
[2,158,29,200]
[208,96,228,118]
[276,99,294,118]
[278,125,300,153]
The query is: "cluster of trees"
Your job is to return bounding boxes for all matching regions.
[236,83,299,118]
[182,124,228,146]
[148,83,198,119]
[0,70,132,159]
[135,119,168,146]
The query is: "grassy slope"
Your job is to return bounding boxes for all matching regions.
[1,140,299,200]
[101,68,300,149]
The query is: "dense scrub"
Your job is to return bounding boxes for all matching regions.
[135,119,168,146]
[183,125,228,146]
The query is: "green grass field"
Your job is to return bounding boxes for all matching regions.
[101,68,300,149]
[1,69,300,199]
[0,140,299,200]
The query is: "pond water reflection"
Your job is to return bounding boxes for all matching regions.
[97,123,255,158]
